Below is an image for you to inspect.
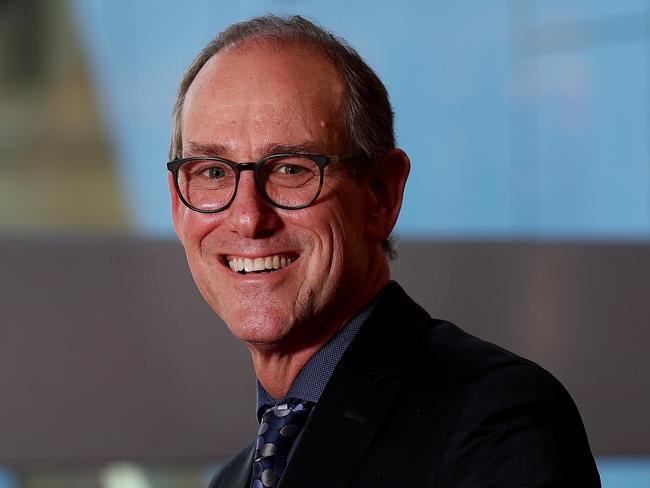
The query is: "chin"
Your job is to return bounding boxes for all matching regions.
[225,309,295,346]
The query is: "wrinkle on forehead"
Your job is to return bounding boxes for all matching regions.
[181,41,347,159]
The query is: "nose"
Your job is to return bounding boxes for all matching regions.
[226,171,281,238]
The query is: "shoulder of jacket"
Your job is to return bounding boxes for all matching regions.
[416,319,555,393]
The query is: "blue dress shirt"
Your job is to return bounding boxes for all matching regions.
[255,297,377,420]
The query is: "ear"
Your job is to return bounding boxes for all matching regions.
[168,172,185,243]
[363,149,410,243]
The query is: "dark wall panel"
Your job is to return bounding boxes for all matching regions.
[391,241,650,456]
[0,239,648,465]
[0,239,256,466]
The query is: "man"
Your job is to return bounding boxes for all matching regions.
[167,15,601,488]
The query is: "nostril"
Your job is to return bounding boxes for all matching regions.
[226,192,281,239]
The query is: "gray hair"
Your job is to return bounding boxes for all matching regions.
[169,14,397,258]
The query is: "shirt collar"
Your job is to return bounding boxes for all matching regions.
[255,296,378,421]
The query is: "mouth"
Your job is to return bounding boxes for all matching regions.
[223,253,298,275]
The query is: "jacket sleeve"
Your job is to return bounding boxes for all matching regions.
[435,363,601,487]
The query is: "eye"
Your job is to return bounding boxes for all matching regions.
[205,166,227,179]
[260,155,318,189]
[276,164,303,175]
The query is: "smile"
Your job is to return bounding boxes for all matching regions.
[225,254,296,274]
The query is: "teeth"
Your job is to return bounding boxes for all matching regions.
[227,254,295,274]
[253,257,265,271]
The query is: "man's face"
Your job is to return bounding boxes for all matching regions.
[171,41,386,350]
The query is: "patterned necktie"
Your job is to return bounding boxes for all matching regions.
[250,399,314,488]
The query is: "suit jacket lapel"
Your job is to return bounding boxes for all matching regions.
[278,282,433,488]
[278,368,400,488]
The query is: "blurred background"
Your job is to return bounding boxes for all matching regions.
[1,0,649,486]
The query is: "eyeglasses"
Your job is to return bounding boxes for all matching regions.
[167,151,363,213]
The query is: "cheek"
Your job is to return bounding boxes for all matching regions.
[177,212,228,284]
[305,204,360,275]
[179,210,224,248]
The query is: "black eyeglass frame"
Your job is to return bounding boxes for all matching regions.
[167,151,364,213]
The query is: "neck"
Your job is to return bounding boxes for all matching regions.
[249,253,389,399]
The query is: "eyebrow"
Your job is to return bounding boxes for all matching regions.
[183,140,322,160]
[262,141,319,155]
[184,142,229,158]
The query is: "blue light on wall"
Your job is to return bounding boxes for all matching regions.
[598,458,650,487]
[0,470,18,488]
[69,0,650,240]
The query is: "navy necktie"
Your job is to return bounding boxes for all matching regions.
[250,399,314,488]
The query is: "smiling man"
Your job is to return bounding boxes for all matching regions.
[168,15,600,488]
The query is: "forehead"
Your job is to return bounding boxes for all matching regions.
[181,40,346,156]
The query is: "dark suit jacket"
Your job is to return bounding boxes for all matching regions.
[210,282,601,487]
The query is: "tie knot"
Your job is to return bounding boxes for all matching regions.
[261,398,313,422]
